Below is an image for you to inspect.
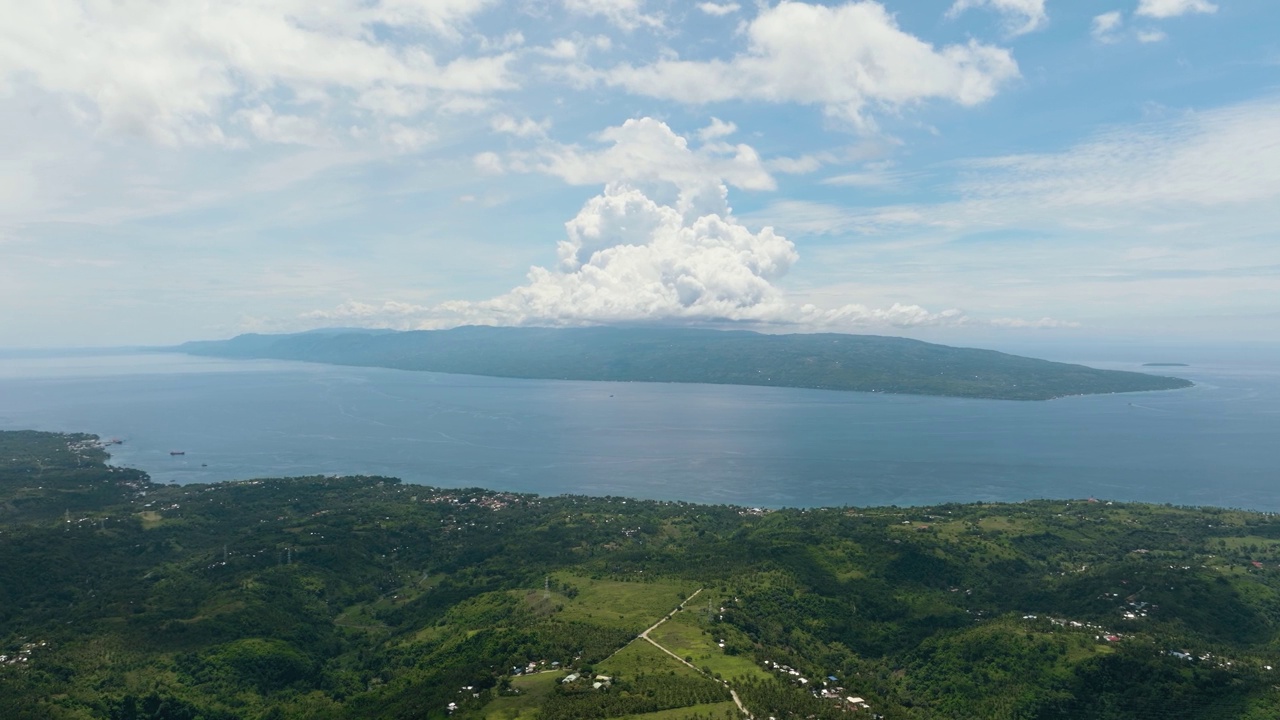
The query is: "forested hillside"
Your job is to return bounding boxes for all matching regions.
[174,327,1192,401]
[3,431,1278,719]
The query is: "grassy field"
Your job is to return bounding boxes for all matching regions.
[546,573,697,632]
[484,641,732,720]
[646,608,770,683]
[136,510,164,529]
[597,636,702,680]
[620,701,740,719]
[483,672,563,720]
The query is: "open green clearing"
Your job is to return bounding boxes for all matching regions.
[618,701,739,720]
[484,673,561,720]
[597,637,701,679]
[646,606,771,684]
[547,573,697,633]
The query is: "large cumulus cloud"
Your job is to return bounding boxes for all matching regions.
[305,117,998,331]
[307,175,962,329]
[444,117,803,325]
[461,182,798,324]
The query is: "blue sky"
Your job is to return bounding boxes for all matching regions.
[1,0,1276,347]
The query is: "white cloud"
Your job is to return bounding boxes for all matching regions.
[562,0,664,31]
[308,118,979,331]
[491,115,551,138]
[302,300,432,322]
[437,96,497,115]
[954,99,1280,213]
[697,2,742,16]
[1137,30,1169,43]
[749,199,927,236]
[233,105,330,146]
[947,0,1048,37]
[479,30,526,52]
[356,87,432,118]
[767,155,829,175]
[0,0,509,147]
[307,181,975,331]
[1091,11,1124,43]
[803,303,968,328]
[504,118,778,214]
[697,117,738,141]
[598,1,1019,128]
[989,316,1081,329]
[821,170,901,188]
[384,123,436,152]
[762,98,1280,244]
[537,35,614,61]
[473,151,506,175]
[1135,0,1218,19]
[463,183,798,324]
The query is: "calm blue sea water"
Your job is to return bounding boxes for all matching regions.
[0,352,1276,510]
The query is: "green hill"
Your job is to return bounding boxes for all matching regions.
[173,326,1191,400]
[3,430,1279,720]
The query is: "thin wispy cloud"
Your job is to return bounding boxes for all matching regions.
[1091,11,1124,43]
[1135,0,1218,19]
[696,2,741,17]
[948,0,1049,37]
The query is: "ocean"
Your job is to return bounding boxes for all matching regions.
[1,350,1276,510]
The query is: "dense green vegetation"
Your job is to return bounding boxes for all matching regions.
[174,327,1191,400]
[4,430,1278,719]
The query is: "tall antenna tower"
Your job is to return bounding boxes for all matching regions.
[544,575,551,600]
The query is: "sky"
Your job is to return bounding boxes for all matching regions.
[1,0,1277,348]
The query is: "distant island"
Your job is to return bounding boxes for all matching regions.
[1143,362,1190,367]
[172,326,1192,401]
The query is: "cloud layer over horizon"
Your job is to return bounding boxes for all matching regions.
[305,118,979,331]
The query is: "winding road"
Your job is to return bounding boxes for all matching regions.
[637,588,752,718]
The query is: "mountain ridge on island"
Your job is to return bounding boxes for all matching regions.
[171,326,1192,401]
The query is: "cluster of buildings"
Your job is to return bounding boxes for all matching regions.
[511,659,560,675]
[422,491,523,511]
[445,684,484,712]
[761,661,873,713]
[1022,614,1123,643]
[1166,649,1271,672]
[0,640,46,667]
[561,672,613,690]
[1095,591,1157,621]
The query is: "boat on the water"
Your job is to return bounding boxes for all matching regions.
[169,451,185,456]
